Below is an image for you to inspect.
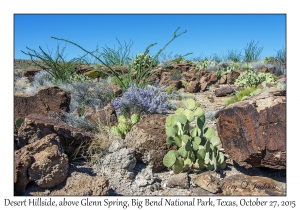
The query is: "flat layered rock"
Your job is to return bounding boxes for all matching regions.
[215,88,286,169]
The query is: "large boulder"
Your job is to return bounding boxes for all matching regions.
[125,114,173,172]
[17,113,93,151]
[215,87,286,169]
[14,86,71,122]
[14,134,68,195]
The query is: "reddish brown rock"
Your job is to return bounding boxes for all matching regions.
[256,67,275,74]
[17,113,93,150]
[51,173,109,196]
[22,68,42,82]
[73,104,117,126]
[215,87,234,97]
[219,75,227,84]
[166,173,189,189]
[208,72,218,85]
[14,134,68,195]
[14,86,71,122]
[125,114,173,172]
[227,71,240,84]
[199,76,208,84]
[168,80,182,90]
[75,64,94,74]
[216,99,286,169]
[159,72,171,86]
[182,70,202,82]
[200,81,208,91]
[187,81,200,93]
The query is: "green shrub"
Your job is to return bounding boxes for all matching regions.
[224,87,259,106]
[22,43,88,84]
[234,70,277,87]
[163,99,226,173]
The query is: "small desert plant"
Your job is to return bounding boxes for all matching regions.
[170,68,182,81]
[22,43,88,83]
[224,49,242,62]
[225,87,258,106]
[196,59,216,70]
[60,79,114,112]
[100,38,133,66]
[234,70,277,87]
[110,113,140,139]
[58,110,97,132]
[216,61,239,78]
[243,40,264,62]
[111,82,170,116]
[131,53,152,72]
[163,99,226,173]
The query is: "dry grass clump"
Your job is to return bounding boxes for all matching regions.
[85,121,115,166]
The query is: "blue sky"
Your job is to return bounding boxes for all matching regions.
[14,14,286,62]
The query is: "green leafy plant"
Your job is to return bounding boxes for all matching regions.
[52,27,190,92]
[110,113,140,139]
[163,99,226,173]
[22,43,88,83]
[225,87,258,106]
[100,38,133,66]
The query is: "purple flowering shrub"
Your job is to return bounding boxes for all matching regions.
[112,82,169,116]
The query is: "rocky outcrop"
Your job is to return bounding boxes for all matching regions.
[17,113,93,151]
[187,81,200,93]
[226,71,240,84]
[14,134,68,195]
[14,86,71,122]
[125,114,173,172]
[215,87,286,169]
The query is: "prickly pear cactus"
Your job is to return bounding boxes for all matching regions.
[130,113,140,125]
[15,117,24,128]
[110,126,121,137]
[111,114,140,139]
[163,99,226,173]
